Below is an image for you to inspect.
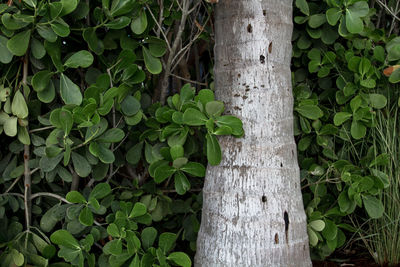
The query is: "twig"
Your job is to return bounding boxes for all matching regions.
[156,0,164,38]
[69,165,80,191]
[159,0,190,104]
[170,73,207,85]
[0,192,24,199]
[30,192,71,204]
[107,68,115,182]
[145,3,171,51]
[376,0,400,22]
[29,126,55,133]
[5,176,21,193]
[22,54,31,231]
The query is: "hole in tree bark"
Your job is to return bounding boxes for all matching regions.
[262,195,267,203]
[280,162,283,168]
[284,211,289,243]
[268,42,272,53]
[263,10,266,16]
[274,233,279,244]
[260,55,265,64]
[247,24,252,33]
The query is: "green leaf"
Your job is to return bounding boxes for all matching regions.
[154,164,176,183]
[326,7,342,26]
[308,227,319,246]
[126,142,143,165]
[4,116,18,137]
[143,47,162,74]
[174,171,190,195]
[173,157,188,169]
[159,232,176,253]
[183,108,208,126]
[51,20,70,37]
[129,202,147,218]
[309,220,325,232]
[60,74,83,105]
[7,30,31,56]
[60,0,78,16]
[83,28,104,55]
[389,68,400,83]
[0,36,13,63]
[351,121,366,139]
[103,239,122,256]
[60,109,74,135]
[295,105,323,120]
[97,128,125,143]
[64,50,94,68]
[345,9,363,34]
[71,152,91,177]
[121,95,141,116]
[66,191,87,204]
[363,195,384,219]
[205,101,224,117]
[97,143,115,163]
[167,252,192,267]
[295,0,309,16]
[89,183,111,199]
[141,227,157,250]
[170,145,184,160]
[11,249,24,266]
[322,219,338,240]
[17,126,30,145]
[131,10,147,35]
[308,14,326,28]
[105,16,131,29]
[348,1,369,17]
[369,94,387,109]
[50,230,80,249]
[11,91,28,119]
[37,25,58,42]
[79,206,94,226]
[180,162,206,177]
[107,223,120,237]
[32,71,53,92]
[333,112,352,126]
[215,115,244,136]
[206,133,221,165]
[44,40,64,72]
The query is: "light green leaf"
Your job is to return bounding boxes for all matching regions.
[60,0,78,16]
[97,128,125,143]
[295,105,323,120]
[174,171,190,195]
[142,46,162,74]
[333,112,352,126]
[206,133,221,166]
[183,108,208,126]
[363,195,384,219]
[64,50,94,68]
[167,252,192,267]
[4,116,18,137]
[66,191,87,204]
[326,7,342,26]
[369,94,387,109]
[11,91,28,119]
[50,230,80,249]
[159,232,176,253]
[79,206,94,226]
[105,16,131,29]
[89,182,111,199]
[131,10,147,35]
[97,143,115,163]
[129,202,147,218]
[60,74,83,105]
[310,219,325,232]
[295,0,309,16]
[351,121,366,139]
[180,162,205,177]
[7,30,31,56]
[345,9,363,34]
[0,36,13,63]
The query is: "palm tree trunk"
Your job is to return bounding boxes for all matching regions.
[195,0,311,266]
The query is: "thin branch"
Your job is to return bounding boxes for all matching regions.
[31,192,71,204]
[5,176,21,193]
[170,73,207,86]
[0,192,24,199]
[29,126,55,133]
[145,3,171,51]
[376,0,400,21]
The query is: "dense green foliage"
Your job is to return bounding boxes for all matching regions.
[292,0,400,262]
[0,0,243,266]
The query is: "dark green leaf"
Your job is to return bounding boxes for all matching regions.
[7,30,31,56]
[60,74,83,105]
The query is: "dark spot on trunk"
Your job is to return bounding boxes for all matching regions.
[262,195,267,203]
[245,88,250,92]
[242,95,248,100]
[234,94,240,97]
[274,233,279,244]
[268,42,272,53]
[284,211,289,243]
[261,84,265,87]
[280,162,283,168]
[237,73,241,77]
[233,106,242,111]
[247,24,252,33]
[260,55,265,64]
[263,10,266,16]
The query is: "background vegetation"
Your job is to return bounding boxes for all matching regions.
[1,0,400,266]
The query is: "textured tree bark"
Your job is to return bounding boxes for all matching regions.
[195,0,312,266]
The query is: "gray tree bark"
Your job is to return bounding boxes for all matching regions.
[195,0,312,266]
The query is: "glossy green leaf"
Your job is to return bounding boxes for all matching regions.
[369,94,387,109]
[131,10,147,35]
[174,171,190,195]
[90,183,111,199]
[363,195,384,219]
[64,50,94,68]
[183,108,207,126]
[11,91,28,119]
[105,16,131,29]
[50,230,80,249]
[7,30,31,56]
[167,252,191,267]
[60,74,83,105]
[206,133,221,165]
[32,71,53,92]
[71,152,91,177]
[351,121,366,139]
[180,162,205,177]
[4,116,17,137]
[121,95,141,116]
[295,0,309,16]
[141,227,157,250]
[296,105,323,120]
[66,191,87,204]
[333,112,352,126]
[142,47,162,74]
[129,202,147,218]
[79,206,94,226]
[97,128,125,143]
